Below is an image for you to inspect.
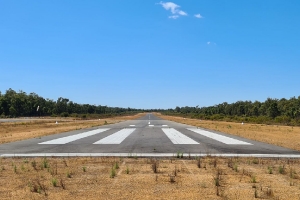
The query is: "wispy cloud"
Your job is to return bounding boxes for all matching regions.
[169,15,179,19]
[194,14,203,19]
[207,41,217,45]
[157,1,188,19]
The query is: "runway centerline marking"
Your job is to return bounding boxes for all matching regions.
[162,128,199,144]
[94,128,136,144]
[187,128,252,145]
[39,128,110,145]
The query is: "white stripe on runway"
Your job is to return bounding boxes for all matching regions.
[2,153,300,158]
[39,128,110,144]
[129,125,135,127]
[187,128,252,145]
[162,128,199,144]
[93,128,135,144]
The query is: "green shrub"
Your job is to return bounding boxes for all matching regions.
[268,166,273,174]
[51,178,57,187]
[110,167,116,178]
[114,162,119,170]
[251,175,256,183]
[43,158,49,169]
[60,112,69,117]
[279,165,285,174]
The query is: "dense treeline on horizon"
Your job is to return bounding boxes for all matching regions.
[2,88,300,126]
[163,96,300,126]
[0,89,147,118]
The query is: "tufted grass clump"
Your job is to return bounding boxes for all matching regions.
[51,178,57,187]
[110,167,116,178]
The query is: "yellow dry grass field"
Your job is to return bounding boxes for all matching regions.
[0,113,145,144]
[1,157,300,200]
[156,113,300,152]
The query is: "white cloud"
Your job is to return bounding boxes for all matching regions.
[178,10,187,16]
[158,1,188,19]
[169,15,179,19]
[207,41,217,45]
[159,2,179,14]
[194,14,203,18]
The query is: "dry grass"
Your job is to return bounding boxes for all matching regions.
[1,157,300,199]
[156,113,300,151]
[0,113,145,144]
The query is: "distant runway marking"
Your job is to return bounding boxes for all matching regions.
[94,128,136,144]
[148,121,150,124]
[162,125,168,127]
[149,125,154,127]
[39,128,110,144]
[2,153,300,158]
[187,128,252,145]
[129,125,135,127]
[162,128,199,144]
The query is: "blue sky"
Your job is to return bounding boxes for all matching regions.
[1,1,300,109]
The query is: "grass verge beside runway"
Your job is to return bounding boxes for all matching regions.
[156,113,300,152]
[0,113,145,144]
[1,156,300,199]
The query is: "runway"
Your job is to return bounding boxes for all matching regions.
[1,113,299,157]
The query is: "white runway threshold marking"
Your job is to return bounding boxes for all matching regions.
[129,125,135,127]
[94,128,136,144]
[187,128,252,145]
[39,128,110,144]
[162,128,199,144]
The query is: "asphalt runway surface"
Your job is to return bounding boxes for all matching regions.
[1,114,300,157]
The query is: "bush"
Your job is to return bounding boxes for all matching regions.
[60,112,69,117]
[275,116,291,124]
[70,113,79,118]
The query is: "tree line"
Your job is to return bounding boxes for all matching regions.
[0,89,143,118]
[2,88,300,126]
[163,97,300,126]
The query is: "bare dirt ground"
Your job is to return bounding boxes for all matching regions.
[156,113,300,152]
[0,113,145,144]
[1,157,300,200]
